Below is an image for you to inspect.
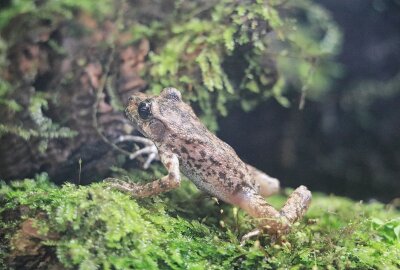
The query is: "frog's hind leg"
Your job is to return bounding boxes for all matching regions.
[247,164,280,197]
[237,185,311,238]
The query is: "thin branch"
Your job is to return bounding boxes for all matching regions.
[91,0,133,157]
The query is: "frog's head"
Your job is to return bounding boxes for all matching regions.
[126,87,193,142]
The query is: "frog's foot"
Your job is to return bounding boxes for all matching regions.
[279,185,312,226]
[236,185,311,237]
[117,135,159,169]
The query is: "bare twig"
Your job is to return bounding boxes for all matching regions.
[91,0,138,157]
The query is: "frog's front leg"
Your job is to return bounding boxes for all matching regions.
[237,185,311,237]
[106,152,180,198]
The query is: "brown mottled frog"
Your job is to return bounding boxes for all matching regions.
[108,87,311,237]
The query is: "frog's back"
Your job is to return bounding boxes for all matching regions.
[155,95,258,203]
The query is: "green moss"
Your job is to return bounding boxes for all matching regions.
[1,173,399,269]
[133,0,341,130]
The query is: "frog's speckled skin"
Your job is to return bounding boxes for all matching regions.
[109,87,311,236]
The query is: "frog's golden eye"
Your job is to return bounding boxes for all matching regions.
[138,101,152,119]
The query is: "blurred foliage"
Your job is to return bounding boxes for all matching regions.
[0,0,342,176]
[131,0,341,129]
[274,1,342,106]
[0,0,113,30]
[0,90,78,153]
[341,71,400,129]
[0,0,342,148]
[0,174,399,269]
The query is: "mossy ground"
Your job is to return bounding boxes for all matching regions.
[0,172,399,270]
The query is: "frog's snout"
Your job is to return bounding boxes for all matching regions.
[125,105,135,122]
[125,96,140,122]
[127,95,140,107]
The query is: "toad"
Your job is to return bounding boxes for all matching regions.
[107,87,311,238]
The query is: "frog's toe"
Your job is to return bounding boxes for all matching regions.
[103,177,124,184]
[240,228,261,246]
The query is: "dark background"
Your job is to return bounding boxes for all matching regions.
[219,0,400,202]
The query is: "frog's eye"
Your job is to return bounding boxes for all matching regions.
[138,101,152,119]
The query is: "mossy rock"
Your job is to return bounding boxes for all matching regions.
[0,173,399,269]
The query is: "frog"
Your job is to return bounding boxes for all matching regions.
[107,87,311,238]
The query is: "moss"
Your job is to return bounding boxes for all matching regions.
[131,0,341,130]
[1,173,399,269]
